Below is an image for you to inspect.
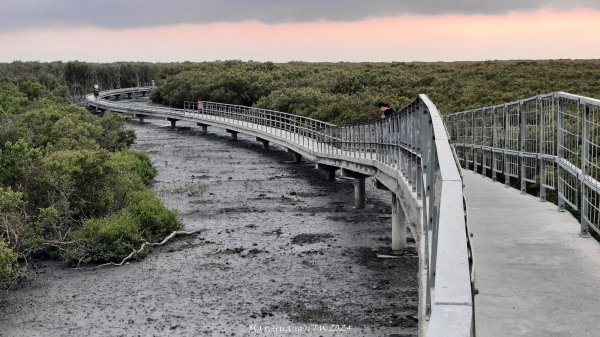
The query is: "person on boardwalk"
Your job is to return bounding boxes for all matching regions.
[378,102,396,119]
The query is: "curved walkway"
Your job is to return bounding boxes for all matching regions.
[463,170,600,337]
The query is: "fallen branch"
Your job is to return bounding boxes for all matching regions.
[77,229,201,270]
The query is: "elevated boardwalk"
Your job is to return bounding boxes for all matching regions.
[463,170,600,337]
[89,87,600,336]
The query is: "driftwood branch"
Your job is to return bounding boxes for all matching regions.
[77,229,200,270]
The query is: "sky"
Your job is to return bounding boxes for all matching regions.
[1,0,600,62]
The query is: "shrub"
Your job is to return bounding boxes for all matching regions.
[0,239,17,280]
[125,189,181,242]
[107,150,156,186]
[68,188,180,264]
[73,212,143,263]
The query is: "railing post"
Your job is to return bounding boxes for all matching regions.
[350,125,355,158]
[539,97,547,201]
[504,104,511,187]
[520,101,527,194]
[556,96,566,211]
[580,103,590,237]
[409,107,416,190]
[492,108,498,181]
[470,110,475,171]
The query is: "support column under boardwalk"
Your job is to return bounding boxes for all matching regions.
[316,163,339,181]
[391,193,407,250]
[287,149,302,163]
[256,137,270,149]
[226,129,238,140]
[197,123,208,134]
[376,180,407,251]
[342,169,368,209]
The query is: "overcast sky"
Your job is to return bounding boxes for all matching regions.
[1,1,599,62]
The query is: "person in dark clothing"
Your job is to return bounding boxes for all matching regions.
[378,102,396,119]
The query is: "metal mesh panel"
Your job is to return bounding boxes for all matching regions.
[558,97,581,168]
[584,103,600,185]
[493,150,504,174]
[473,109,484,146]
[473,109,483,171]
[482,108,493,170]
[522,98,539,154]
[505,103,520,151]
[493,106,506,149]
[540,96,556,190]
[583,185,600,235]
[540,159,556,191]
[557,97,581,209]
[465,111,474,167]
[540,96,556,156]
[453,114,466,165]
[505,103,520,177]
[558,166,579,210]
[493,106,505,175]
[456,114,465,144]
[582,101,600,234]
[505,153,519,178]
[522,157,537,183]
[522,98,538,183]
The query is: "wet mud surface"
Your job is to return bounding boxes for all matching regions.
[0,115,418,336]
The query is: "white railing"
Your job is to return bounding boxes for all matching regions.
[444,92,600,237]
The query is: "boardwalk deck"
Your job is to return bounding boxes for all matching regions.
[463,170,600,337]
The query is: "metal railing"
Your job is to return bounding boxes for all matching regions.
[444,92,600,237]
[317,96,474,337]
[183,100,335,149]
[88,88,474,337]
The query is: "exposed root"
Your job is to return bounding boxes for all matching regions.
[77,229,200,270]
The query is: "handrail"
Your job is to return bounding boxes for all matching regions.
[316,95,474,336]
[444,91,600,237]
[87,87,474,337]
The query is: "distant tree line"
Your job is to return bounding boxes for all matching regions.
[149,59,600,124]
[3,59,599,123]
[0,61,162,102]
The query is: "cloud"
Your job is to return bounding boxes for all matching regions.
[1,0,600,31]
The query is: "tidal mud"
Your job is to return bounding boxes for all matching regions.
[0,115,418,336]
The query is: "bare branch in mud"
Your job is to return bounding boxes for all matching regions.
[76,229,201,270]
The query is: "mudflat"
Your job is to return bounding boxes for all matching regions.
[0,118,418,337]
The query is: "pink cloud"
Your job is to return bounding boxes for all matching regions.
[1,8,599,62]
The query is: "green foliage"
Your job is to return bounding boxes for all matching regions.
[71,189,180,263]
[74,212,143,263]
[125,189,180,242]
[0,187,34,264]
[0,69,179,277]
[151,60,600,124]
[0,61,161,101]
[41,149,112,217]
[101,150,157,212]
[107,150,156,186]
[0,239,17,279]
[0,138,44,186]
[98,113,136,150]
[0,79,28,115]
